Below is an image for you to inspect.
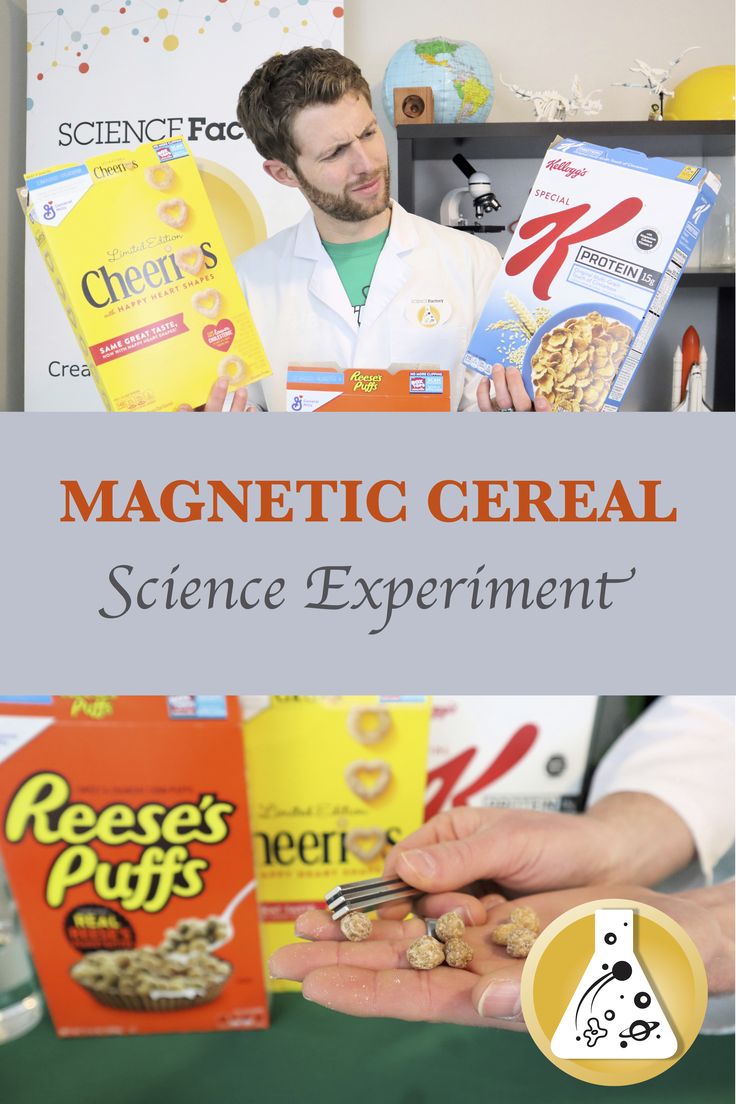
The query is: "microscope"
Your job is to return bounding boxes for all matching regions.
[439,153,504,234]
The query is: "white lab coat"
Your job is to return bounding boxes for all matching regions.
[588,695,735,1034]
[234,200,501,411]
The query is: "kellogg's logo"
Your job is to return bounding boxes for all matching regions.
[546,158,588,180]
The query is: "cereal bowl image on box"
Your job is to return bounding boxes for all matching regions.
[521,302,640,411]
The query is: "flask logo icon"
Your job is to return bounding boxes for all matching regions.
[550,908,677,1059]
[520,896,708,1087]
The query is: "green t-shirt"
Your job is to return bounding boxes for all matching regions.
[321,228,390,326]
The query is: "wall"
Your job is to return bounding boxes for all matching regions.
[345,0,735,126]
[1,0,734,408]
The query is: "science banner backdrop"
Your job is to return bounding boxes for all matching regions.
[24,0,345,411]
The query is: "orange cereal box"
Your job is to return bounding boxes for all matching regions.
[20,140,270,411]
[0,696,269,1036]
[286,364,451,411]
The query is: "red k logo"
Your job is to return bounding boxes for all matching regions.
[506,198,644,301]
[425,724,538,819]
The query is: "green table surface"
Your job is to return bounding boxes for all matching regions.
[1,995,733,1104]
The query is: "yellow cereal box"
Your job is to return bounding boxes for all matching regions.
[242,695,431,991]
[21,139,270,411]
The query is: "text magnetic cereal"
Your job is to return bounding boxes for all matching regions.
[21,139,270,411]
[463,137,720,411]
[0,697,268,1037]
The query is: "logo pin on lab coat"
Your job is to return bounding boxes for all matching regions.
[406,298,452,328]
[418,305,440,327]
[551,909,678,1060]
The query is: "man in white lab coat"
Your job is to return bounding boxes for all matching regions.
[189,49,545,414]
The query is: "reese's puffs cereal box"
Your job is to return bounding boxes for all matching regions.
[0,697,269,1036]
[21,139,270,411]
[242,696,430,991]
[464,137,720,411]
[286,365,451,411]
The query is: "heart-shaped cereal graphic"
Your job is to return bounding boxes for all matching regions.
[344,760,392,802]
[191,289,222,319]
[346,827,387,863]
[157,198,189,229]
[347,707,392,746]
[218,355,246,385]
[144,164,175,191]
[175,246,204,277]
[203,319,235,353]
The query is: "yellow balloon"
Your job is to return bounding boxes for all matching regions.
[664,65,735,120]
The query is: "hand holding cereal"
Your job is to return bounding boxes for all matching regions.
[269,892,527,1027]
[476,367,551,413]
[269,883,731,1027]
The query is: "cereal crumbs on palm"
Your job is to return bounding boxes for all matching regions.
[435,911,465,943]
[506,926,537,958]
[406,935,445,970]
[444,937,474,968]
[339,912,373,942]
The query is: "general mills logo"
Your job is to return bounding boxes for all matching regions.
[43,201,56,221]
[290,394,304,411]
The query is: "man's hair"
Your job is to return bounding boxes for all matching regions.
[237,48,372,169]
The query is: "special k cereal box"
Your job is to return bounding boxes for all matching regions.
[241,696,431,991]
[286,365,451,411]
[463,138,720,411]
[0,697,269,1036]
[21,139,270,411]
[427,697,600,818]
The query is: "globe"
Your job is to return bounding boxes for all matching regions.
[382,37,495,126]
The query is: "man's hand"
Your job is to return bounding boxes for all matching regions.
[477,367,551,412]
[377,797,695,923]
[178,376,255,412]
[270,889,524,1028]
[269,882,733,1028]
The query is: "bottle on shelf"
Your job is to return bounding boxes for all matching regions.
[0,857,44,1043]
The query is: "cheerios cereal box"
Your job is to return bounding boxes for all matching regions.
[21,140,270,411]
[463,138,720,411]
[241,696,431,991]
[0,696,269,1036]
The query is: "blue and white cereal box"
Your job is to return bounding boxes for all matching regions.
[463,138,720,411]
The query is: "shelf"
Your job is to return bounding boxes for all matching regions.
[396,120,736,161]
[680,269,735,288]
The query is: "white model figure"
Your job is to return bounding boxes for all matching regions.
[614,47,700,100]
[500,74,602,121]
